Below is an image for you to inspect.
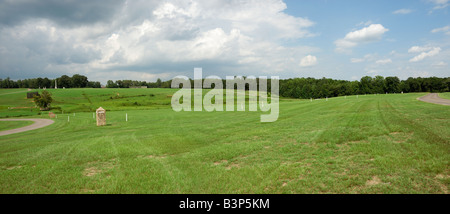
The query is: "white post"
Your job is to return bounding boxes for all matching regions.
[126,113,128,122]
[326,97,328,101]
[310,98,312,102]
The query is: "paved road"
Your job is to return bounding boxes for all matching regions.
[0,119,54,136]
[418,93,450,106]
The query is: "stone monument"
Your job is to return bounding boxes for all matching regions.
[96,107,106,126]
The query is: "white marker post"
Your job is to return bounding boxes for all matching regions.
[126,113,128,122]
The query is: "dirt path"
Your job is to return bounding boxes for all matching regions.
[418,93,450,106]
[0,119,54,136]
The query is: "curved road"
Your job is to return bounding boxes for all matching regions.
[418,93,450,106]
[0,119,54,136]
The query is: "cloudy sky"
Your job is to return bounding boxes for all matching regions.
[0,0,449,84]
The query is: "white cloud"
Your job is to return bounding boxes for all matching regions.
[0,0,318,83]
[357,20,373,26]
[432,61,448,66]
[408,46,434,53]
[300,55,317,67]
[409,47,441,62]
[392,9,413,14]
[344,24,388,42]
[430,0,449,9]
[376,59,392,65]
[431,25,450,35]
[350,54,377,63]
[335,24,389,53]
[350,58,364,63]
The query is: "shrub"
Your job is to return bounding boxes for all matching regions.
[34,90,53,111]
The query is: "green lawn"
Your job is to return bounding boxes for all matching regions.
[439,92,450,100]
[0,120,33,132]
[0,89,448,193]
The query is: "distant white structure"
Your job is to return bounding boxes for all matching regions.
[55,79,57,89]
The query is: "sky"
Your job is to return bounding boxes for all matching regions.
[0,0,449,84]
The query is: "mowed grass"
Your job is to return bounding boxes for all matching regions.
[0,120,33,132]
[0,89,448,193]
[439,92,450,100]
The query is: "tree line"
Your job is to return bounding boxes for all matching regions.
[1,75,449,99]
[106,78,171,88]
[153,75,449,99]
[279,76,449,99]
[0,74,101,89]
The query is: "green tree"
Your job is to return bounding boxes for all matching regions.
[373,76,385,94]
[42,78,51,88]
[156,78,162,88]
[58,75,72,88]
[360,76,373,94]
[34,90,53,110]
[88,81,101,88]
[71,74,88,88]
[385,76,400,93]
[106,80,118,88]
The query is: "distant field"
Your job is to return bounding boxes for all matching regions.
[0,89,448,193]
[0,89,29,95]
[0,88,178,118]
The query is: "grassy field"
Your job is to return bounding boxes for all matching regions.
[439,92,450,100]
[0,89,448,193]
[0,120,33,132]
